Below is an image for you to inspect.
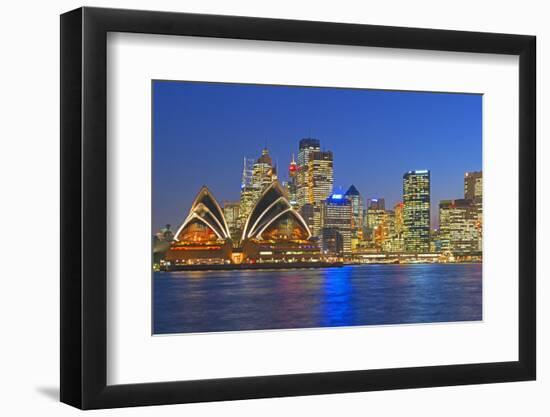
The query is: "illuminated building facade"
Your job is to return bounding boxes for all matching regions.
[439,199,479,254]
[307,151,334,205]
[394,202,404,234]
[403,170,431,253]
[238,157,256,231]
[365,198,385,245]
[296,138,320,208]
[320,227,344,258]
[345,185,364,244]
[464,171,482,200]
[223,201,241,240]
[464,171,483,251]
[238,149,276,235]
[321,194,352,256]
[380,202,405,253]
[252,148,275,191]
[166,187,232,265]
[308,150,334,236]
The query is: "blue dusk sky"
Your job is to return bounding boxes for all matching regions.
[152,81,482,232]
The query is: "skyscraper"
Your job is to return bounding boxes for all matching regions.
[223,201,241,240]
[295,138,334,237]
[296,138,321,208]
[307,150,334,205]
[308,150,334,236]
[238,157,255,231]
[321,194,352,256]
[238,149,275,234]
[251,148,275,193]
[345,185,364,242]
[365,198,385,244]
[403,170,431,253]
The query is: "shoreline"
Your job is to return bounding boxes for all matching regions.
[163,261,343,272]
[160,260,481,272]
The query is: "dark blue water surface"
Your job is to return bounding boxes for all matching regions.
[153,264,482,334]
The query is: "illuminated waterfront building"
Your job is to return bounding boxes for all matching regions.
[430,229,442,253]
[378,202,405,253]
[382,233,404,253]
[166,187,232,265]
[371,209,395,250]
[321,193,352,256]
[439,199,479,254]
[403,170,431,253]
[345,185,364,244]
[320,228,344,258]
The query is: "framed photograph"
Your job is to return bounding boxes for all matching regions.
[60,7,536,409]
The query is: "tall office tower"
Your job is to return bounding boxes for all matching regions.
[296,138,321,208]
[464,171,483,251]
[223,201,241,240]
[238,157,255,232]
[439,199,479,254]
[307,151,334,204]
[403,170,431,253]
[321,194,352,256]
[286,154,298,206]
[345,185,364,242]
[251,148,275,193]
[308,150,334,236]
[238,149,275,234]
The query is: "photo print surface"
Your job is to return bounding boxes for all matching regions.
[152,81,483,335]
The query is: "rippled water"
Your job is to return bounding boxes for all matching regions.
[153,263,482,334]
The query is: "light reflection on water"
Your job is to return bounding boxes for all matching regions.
[153,264,482,334]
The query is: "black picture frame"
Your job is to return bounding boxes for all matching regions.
[60,6,536,410]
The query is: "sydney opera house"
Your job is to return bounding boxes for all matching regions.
[164,182,321,267]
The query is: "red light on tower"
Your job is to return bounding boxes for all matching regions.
[289,154,297,177]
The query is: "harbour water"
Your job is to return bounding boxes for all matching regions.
[153,263,482,334]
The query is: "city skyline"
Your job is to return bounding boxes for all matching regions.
[153,81,482,232]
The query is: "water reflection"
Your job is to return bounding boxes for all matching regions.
[153,264,482,334]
